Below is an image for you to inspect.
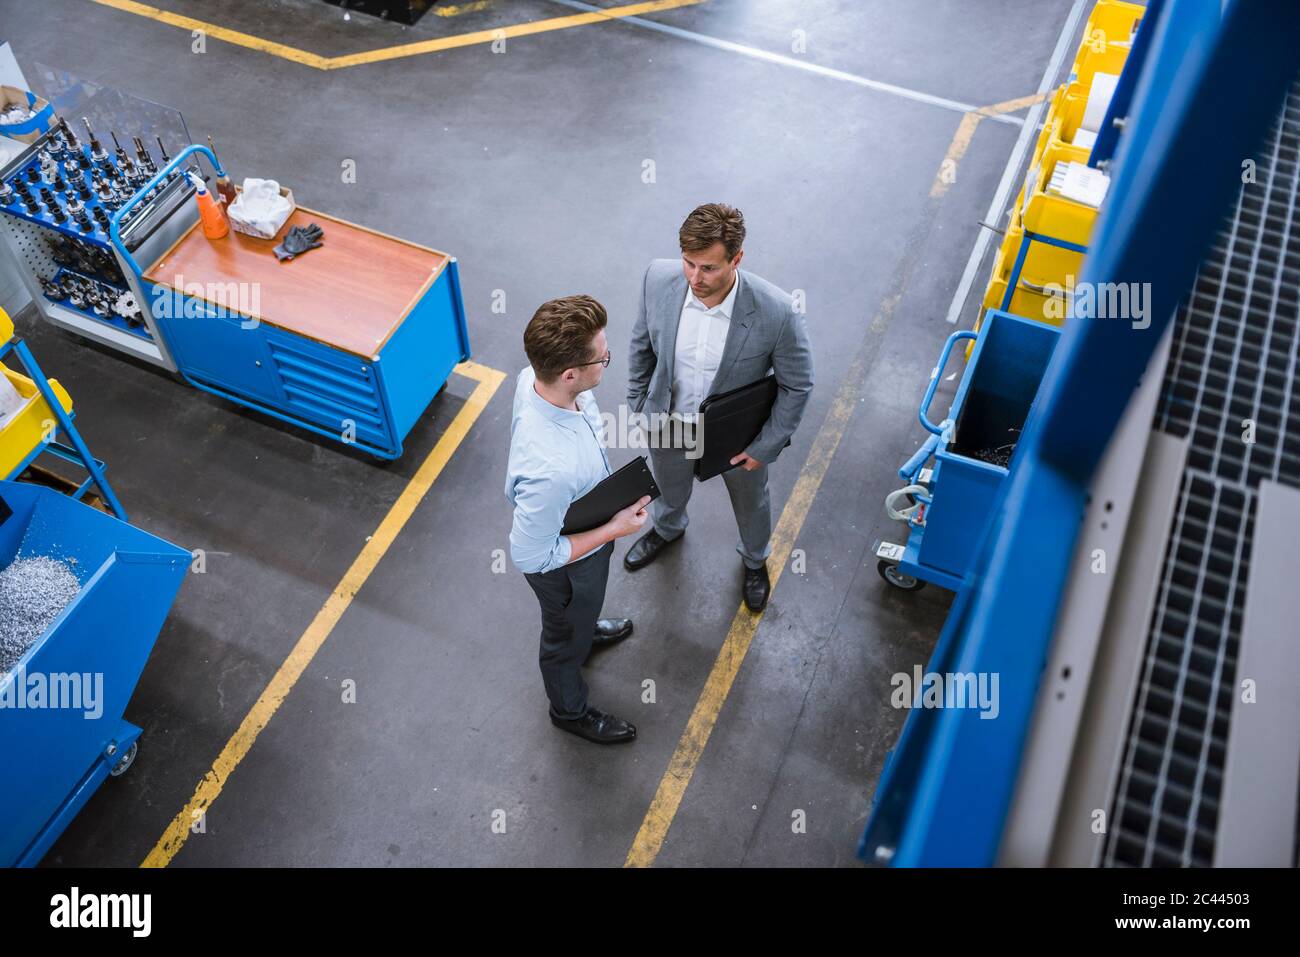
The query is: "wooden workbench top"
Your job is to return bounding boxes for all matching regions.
[145,206,449,358]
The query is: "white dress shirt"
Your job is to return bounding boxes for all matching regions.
[671,271,741,417]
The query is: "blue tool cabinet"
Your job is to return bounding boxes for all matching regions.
[122,147,470,460]
[4,124,468,458]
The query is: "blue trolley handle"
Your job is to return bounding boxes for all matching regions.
[918,329,977,435]
[109,145,225,279]
[898,432,941,482]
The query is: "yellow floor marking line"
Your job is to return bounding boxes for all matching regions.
[434,1,495,16]
[89,0,334,68]
[328,0,702,68]
[142,360,506,867]
[930,92,1049,199]
[625,337,876,868]
[88,0,706,70]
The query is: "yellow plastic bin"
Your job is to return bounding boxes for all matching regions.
[1021,156,1102,248]
[0,311,74,478]
[1036,87,1095,163]
[980,221,1084,327]
[1072,0,1144,87]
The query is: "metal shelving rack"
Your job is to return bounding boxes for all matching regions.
[861,0,1300,867]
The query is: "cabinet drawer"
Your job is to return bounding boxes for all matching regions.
[262,329,391,446]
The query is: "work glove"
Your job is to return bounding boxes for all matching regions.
[273,223,324,261]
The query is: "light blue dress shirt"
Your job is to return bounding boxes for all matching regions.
[505,366,613,574]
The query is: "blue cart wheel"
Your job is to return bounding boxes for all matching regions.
[109,741,138,777]
[878,559,926,592]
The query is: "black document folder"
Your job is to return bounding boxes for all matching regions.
[561,455,661,535]
[693,375,779,481]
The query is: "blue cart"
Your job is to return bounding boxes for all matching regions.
[113,147,471,461]
[0,480,188,867]
[875,310,1059,592]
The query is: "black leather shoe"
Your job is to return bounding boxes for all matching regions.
[592,618,633,647]
[550,706,637,744]
[743,563,771,612]
[624,529,681,571]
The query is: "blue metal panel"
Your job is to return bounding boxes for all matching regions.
[898,525,965,594]
[1088,0,1159,168]
[861,0,1300,866]
[0,202,117,246]
[148,284,280,400]
[374,262,467,441]
[14,720,140,867]
[920,457,1004,579]
[446,259,472,362]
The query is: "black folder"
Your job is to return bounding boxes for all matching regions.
[561,455,661,535]
[693,375,779,481]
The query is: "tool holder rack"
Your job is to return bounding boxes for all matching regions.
[0,124,208,371]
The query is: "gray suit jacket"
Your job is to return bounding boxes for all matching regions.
[627,259,813,465]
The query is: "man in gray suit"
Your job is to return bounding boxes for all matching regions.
[624,204,813,611]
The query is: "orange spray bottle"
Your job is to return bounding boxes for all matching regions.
[186,171,229,240]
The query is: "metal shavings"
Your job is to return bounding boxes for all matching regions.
[972,444,1016,468]
[0,556,81,675]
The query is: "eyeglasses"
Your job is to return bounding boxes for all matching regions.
[575,351,612,368]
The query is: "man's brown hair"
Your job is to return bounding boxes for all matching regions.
[524,295,608,383]
[679,203,746,259]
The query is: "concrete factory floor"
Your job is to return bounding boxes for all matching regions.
[2,0,1082,866]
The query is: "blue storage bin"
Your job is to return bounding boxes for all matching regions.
[892,310,1060,590]
[0,481,188,866]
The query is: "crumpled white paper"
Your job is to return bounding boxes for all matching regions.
[0,374,28,425]
[227,178,292,239]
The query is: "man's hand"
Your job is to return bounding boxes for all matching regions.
[730,452,764,472]
[566,496,652,562]
[607,495,652,538]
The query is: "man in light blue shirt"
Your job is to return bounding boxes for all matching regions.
[506,295,650,745]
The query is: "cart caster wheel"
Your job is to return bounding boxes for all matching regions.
[878,559,925,592]
[109,741,138,777]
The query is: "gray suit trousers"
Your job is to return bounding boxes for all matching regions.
[648,439,772,570]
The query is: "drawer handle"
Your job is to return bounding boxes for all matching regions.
[1020,279,1070,297]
